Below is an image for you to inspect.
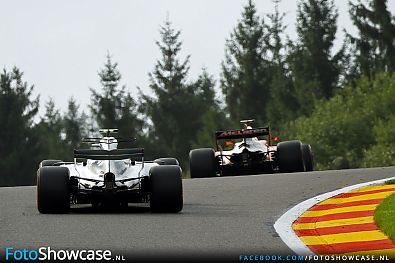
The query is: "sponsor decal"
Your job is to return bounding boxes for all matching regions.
[218,128,269,138]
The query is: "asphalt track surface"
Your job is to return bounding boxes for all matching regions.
[1,166,395,261]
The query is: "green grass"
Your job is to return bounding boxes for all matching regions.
[374,192,395,242]
[385,179,395,185]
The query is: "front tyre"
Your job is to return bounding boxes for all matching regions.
[150,165,183,213]
[37,167,70,214]
[189,148,216,178]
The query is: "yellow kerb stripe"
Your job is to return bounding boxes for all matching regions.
[317,192,394,205]
[349,185,395,193]
[299,231,389,245]
[300,204,377,217]
[292,216,374,230]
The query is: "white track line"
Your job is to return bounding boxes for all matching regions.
[273,176,395,255]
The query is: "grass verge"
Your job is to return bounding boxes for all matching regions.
[374,191,395,242]
[385,179,395,185]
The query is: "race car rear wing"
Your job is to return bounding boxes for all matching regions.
[215,127,270,140]
[74,148,144,160]
[82,137,136,144]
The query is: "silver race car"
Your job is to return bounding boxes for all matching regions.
[37,129,183,213]
[189,120,314,178]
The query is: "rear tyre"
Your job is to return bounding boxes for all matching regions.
[39,160,62,168]
[302,144,314,172]
[150,165,183,213]
[154,158,179,166]
[277,140,305,173]
[37,167,70,214]
[189,148,216,178]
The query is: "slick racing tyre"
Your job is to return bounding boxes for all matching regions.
[37,166,70,213]
[150,165,183,213]
[277,140,305,173]
[302,144,314,172]
[189,148,216,178]
[154,158,179,166]
[39,160,63,168]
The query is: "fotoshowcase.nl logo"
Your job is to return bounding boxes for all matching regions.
[3,247,126,261]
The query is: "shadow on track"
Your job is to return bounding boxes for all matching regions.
[70,204,151,214]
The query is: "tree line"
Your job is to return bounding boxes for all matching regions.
[1,0,395,186]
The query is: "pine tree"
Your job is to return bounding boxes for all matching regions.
[192,69,228,148]
[63,97,87,152]
[193,69,217,109]
[141,20,205,168]
[90,53,121,129]
[265,0,299,128]
[221,0,271,125]
[90,53,143,143]
[0,67,40,186]
[36,98,67,160]
[348,0,395,77]
[289,0,343,115]
[43,99,62,130]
